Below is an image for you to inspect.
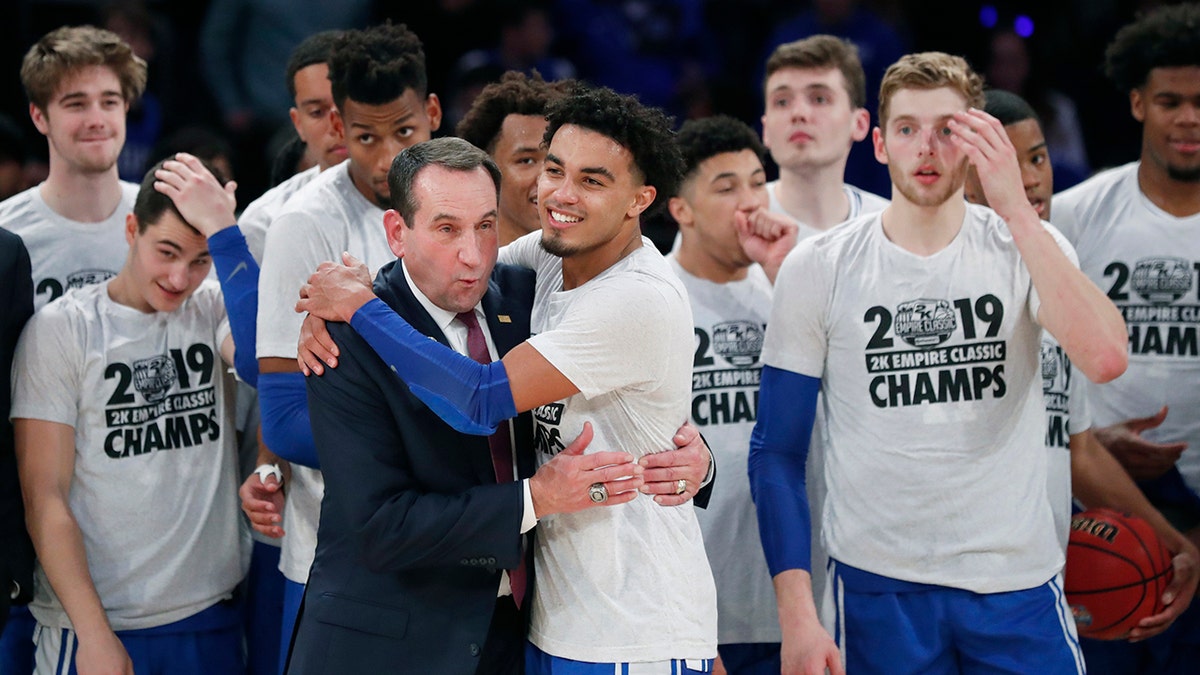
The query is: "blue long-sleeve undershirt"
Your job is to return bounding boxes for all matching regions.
[207,227,259,387]
[349,297,517,436]
[748,365,821,577]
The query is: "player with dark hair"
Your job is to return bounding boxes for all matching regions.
[965,86,1199,639]
[455,71,575,245]
[1052,4,1200,673]
[750,51,1127,674]
[12,157,248,675]
[666,114,788,675]
[297,85,718,673]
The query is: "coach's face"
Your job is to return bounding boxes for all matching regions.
[385,164,499,313]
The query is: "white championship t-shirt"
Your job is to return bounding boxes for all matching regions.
[667,256,780,645]
[238,165,322,264]
[767,180,888,614]
[257,160,394,584]
[766,181,889,242]
[10,281,248,631]
[0,181,138,311]
[763,204,1067,592]
[500,234,717,663]
[1054,162,1200,497]
[1041,334,1093,550]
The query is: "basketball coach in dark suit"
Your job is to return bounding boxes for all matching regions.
[285,138,651,675]
[0,229,34,635]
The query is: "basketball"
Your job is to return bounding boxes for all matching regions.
[1064,508,1174,640]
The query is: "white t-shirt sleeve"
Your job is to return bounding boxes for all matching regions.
[761,240,830,378]
[256,210,337,359]
[1027,222,1081,327]
[497,230,543,269]
[10,306,82,427]
[526,276,673,399]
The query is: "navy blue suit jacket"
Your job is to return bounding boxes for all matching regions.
[287,259,537,675]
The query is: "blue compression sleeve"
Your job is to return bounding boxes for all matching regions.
[349,298,516,435]
[748,366,821,576]
[258,371,318,468]
[208,227,259,386]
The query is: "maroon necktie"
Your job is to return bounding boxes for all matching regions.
[456,311,526,607]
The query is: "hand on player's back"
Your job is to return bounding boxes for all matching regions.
[1094,407,1187,481]
[296,251,376,324]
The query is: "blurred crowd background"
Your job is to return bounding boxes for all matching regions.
[0,0,1174,210]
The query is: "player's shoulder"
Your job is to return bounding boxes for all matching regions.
[846,184,890,216]
[1054,162,1137,214]
[28,282,103,331]
[118,180,139,205]
[0,185,42,228]
[242,165,321,219]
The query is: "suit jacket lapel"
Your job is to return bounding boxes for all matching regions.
[374,260,496,483]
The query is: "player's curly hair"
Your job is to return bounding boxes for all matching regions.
[1104,3,1200,93]
[877,52,984,128]
[285,30,344,100]
[328,23,427,110]
[674,115,766,188]
[455,71,575,153]
[543,85,683,202]
[21,25,147,111]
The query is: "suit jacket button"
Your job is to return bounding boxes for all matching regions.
[470,643,480,656]
[488,557,497,565]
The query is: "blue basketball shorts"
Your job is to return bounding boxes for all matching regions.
[526,641,714,674]
[33,600,243,675]
[827,560,1085,675]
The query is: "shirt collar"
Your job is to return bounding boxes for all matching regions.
[400,259,483,336]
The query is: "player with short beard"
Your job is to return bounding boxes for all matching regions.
[1052,5,1200,673]
[0,25,147,312]
[750,52,1127,675]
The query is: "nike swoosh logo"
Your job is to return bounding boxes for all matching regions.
[225,261,248,282]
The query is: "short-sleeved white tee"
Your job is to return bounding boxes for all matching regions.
[763,204,1067,592]
[766,181,889,241]
[1054,162,1200,497]
[667,256,779,645]
[0,182,138,311]
[500,234,717,663]
[238,165,321,264]
[10,281,248,631]
[1041,334,1092,550]
[256,161,395,584]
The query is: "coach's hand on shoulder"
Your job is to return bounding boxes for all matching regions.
[296,251,375,324]
[639,421,710,506]
[297,313,339,376]
[530,422,644,517]
[1130,532,1200,641]
[1094,407,1187,481]
[153,152,238,238]
[76,629,133,675]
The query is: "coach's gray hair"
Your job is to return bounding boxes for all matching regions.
[388,137,503,226]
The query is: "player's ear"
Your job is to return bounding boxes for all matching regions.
[873,127,888,165]
[425,93,443,133]
[851,108,871,142]
[1129,89,1146,123]
[29,103,49,135]
[628,185,656,219]
[331,108,345,142]
[667,196,692,229]
[125,213,139,245]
